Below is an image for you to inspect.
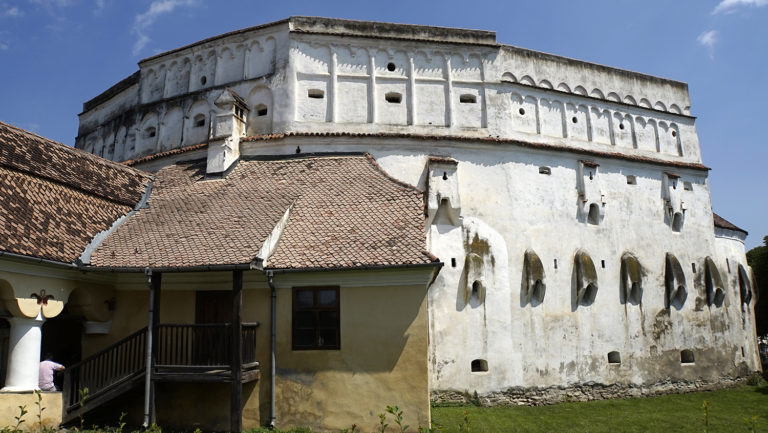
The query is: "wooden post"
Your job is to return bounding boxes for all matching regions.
[143,270,161,428]
[230,270,243,433]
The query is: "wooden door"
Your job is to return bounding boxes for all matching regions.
[194,291,232,365]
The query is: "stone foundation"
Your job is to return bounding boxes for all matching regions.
[432,377,751,406]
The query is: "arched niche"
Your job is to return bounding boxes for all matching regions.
[704,257,725,307]
[665,253,687,309]
[246,86,273,136]
[522,250,545,306]
[159,106,183,151]
[573,250,598,307]
[620,253,643,305]
[738,264,753,306]
[136,112,159,155]
[245,37,276,79]
[183,99,211,146]
[113,126,127,162]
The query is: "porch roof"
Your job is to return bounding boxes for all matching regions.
[89,153,436,270]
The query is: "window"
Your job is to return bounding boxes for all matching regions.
[292,287,340,350]
[193,114,206,127]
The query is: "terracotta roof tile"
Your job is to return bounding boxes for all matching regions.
[0,122,151,263]
[0,121,151,206]
[91,154,434,270]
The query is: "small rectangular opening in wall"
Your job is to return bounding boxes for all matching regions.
[539,166,551,175]
[726,259,731,273]
[459,94,477,104]
[601,260,606,269]
[451,258,457,268]
[683,181,693,191]
[471,359,488,372]
[385,92,402,103]
[680,349,695,364]
[741,346,745,357]
[554,259,558,269]
[308,89,324,99]
[626,175,637,185]
[691,263,696,273]
[607,351,621,364]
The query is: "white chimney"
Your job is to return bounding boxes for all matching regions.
[207,88,249,176]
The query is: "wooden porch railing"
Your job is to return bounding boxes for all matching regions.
[63,327,147,412]
[63,322,259,416]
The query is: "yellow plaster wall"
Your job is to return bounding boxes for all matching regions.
[81,290,147,358]
[0,392,62,430]
[76,277,429,432]
[274,284,430,432]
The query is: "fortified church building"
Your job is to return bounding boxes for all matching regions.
[0,17,759,432]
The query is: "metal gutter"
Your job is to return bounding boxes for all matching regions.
[265,261,443,274]
[266,270,277,429]
[80,263,255,273]
[0,251,78,269]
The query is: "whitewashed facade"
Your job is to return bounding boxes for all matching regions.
[77,17,759,400]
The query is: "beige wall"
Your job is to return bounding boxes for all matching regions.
[0,392,61,431]
[274,284,430,432]
[74,270,431,432]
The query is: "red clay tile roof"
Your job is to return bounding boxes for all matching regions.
[91,154,435,270]
[713,213,747,235]
[0,121,151,263]
[0,121,151,206]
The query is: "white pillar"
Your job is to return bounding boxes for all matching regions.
[1,314,44,392]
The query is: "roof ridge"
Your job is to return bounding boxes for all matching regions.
[0,121,151,179]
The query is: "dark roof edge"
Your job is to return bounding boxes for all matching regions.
[713,212,748,235]
[79,260,441,274]
[82,71,141,113]
[0,250,78,269]
[266,260,442,274]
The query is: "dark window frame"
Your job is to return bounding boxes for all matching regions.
[292,286,340,350]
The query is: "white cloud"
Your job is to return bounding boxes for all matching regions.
[3,6,23,17]
[132,0,196,55]
[0,40,8,50]
[94,0,106,15]
[697,30,719,58]
[712,0,768,14]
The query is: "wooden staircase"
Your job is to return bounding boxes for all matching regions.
[62,323,259,425]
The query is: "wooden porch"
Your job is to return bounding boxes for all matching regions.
[62,322,259,424]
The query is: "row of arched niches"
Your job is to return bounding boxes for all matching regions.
[465,250,755,313]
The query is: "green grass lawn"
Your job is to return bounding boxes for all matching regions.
[431,384,768,433]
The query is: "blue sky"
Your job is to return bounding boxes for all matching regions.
[0,0,765,249]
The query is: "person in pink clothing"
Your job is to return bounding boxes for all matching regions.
[38,353,64,391]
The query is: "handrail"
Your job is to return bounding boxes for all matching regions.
[63,327,148,411]
[63,322,260,414]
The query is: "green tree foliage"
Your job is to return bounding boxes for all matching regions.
[747,236,768,336]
